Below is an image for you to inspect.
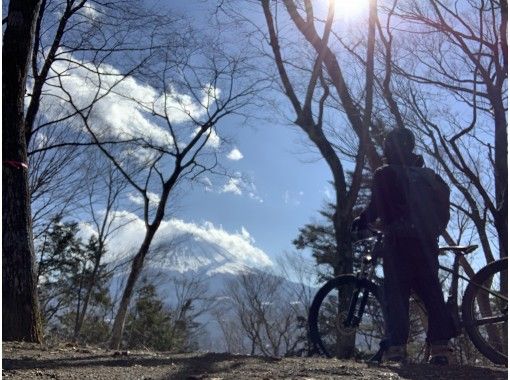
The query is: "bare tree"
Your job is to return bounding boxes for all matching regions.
[368,0,507,355]
[13,0,191,346]
[166,274,216,351]
[72,156,130,340]
[3,0,45,343]
[259,0,381,278]
[213,311,248,353]
[220,271,303,357]
[26,0,163,146]
[28,117,90,240]
[332,0,505,274]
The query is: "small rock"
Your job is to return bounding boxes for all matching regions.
[112,350,130,357]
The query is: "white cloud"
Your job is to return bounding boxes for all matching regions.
[283,190,303,206]
[324,186,334,201]
[81,3,101,20]
[76,222,98,242]
[128,192,161,206]
[192,127,221,149]
[200,84,222,109]
[200,176,213,192]
[33,132,48,150]
[284,190,290,205]
[98,212,273,271]
[248,192,263,203]
[240,226,254,243]
[41,53,222,162]
[221,178,243,195]
[220,175,263,203]
[227,148,243,161]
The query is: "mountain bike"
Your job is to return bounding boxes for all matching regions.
[308,228,508,365]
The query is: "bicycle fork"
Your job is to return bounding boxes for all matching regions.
[344,257,376,328]
[348,288,370,327]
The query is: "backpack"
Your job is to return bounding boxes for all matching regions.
[391,166,450,239]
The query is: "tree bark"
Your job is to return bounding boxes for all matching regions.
[492,98,507,261]
[109,227,157,349]
[73,254,101,341]
[3,0,44,343]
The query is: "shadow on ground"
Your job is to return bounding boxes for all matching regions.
[3,345,507,380]
[378,362,507,380]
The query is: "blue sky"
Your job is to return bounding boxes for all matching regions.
[175,115,333,261]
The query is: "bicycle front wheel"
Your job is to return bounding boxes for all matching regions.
[308,274,385,359]
[462,258,508,365]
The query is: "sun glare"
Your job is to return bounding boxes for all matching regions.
[334,0,369,19]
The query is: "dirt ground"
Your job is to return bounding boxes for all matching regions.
[2,341,507,380]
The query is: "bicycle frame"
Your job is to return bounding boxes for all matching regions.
[440,252,462,331]
[344,232,383,328]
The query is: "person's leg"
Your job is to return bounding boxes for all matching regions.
[382,243,412,347]
[410,241,456,364]
[412,254,455,344]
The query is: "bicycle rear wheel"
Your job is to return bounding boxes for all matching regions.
[308,275,385,359]
[462,258,508,365]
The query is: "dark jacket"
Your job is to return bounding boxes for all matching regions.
[358,153,424,229]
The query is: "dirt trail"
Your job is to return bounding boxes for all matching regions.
[2,342,507,379]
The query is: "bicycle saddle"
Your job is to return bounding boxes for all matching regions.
[438,245,478,255]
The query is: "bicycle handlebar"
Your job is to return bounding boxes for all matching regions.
[352,225,383,243]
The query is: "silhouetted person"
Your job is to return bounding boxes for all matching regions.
[352,128,456,365]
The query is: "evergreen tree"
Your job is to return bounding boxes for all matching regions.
[36,217,112,343]
[293,172,373,280]
[124,278,176,351]
[293,203,337,280]
[37,217,85,325]
[70,236,113,343]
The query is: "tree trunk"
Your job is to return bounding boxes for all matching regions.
[2,0,44,343]
[109,228,157,349]
[109,173,176,349]
[493,99,507,261]
[73,254,101,341]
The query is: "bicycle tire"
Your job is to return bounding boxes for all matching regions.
[462,258,508,365]
[308,274,384,359]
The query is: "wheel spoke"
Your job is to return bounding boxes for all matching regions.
[471,314,507,327]
[309,276,384,359]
